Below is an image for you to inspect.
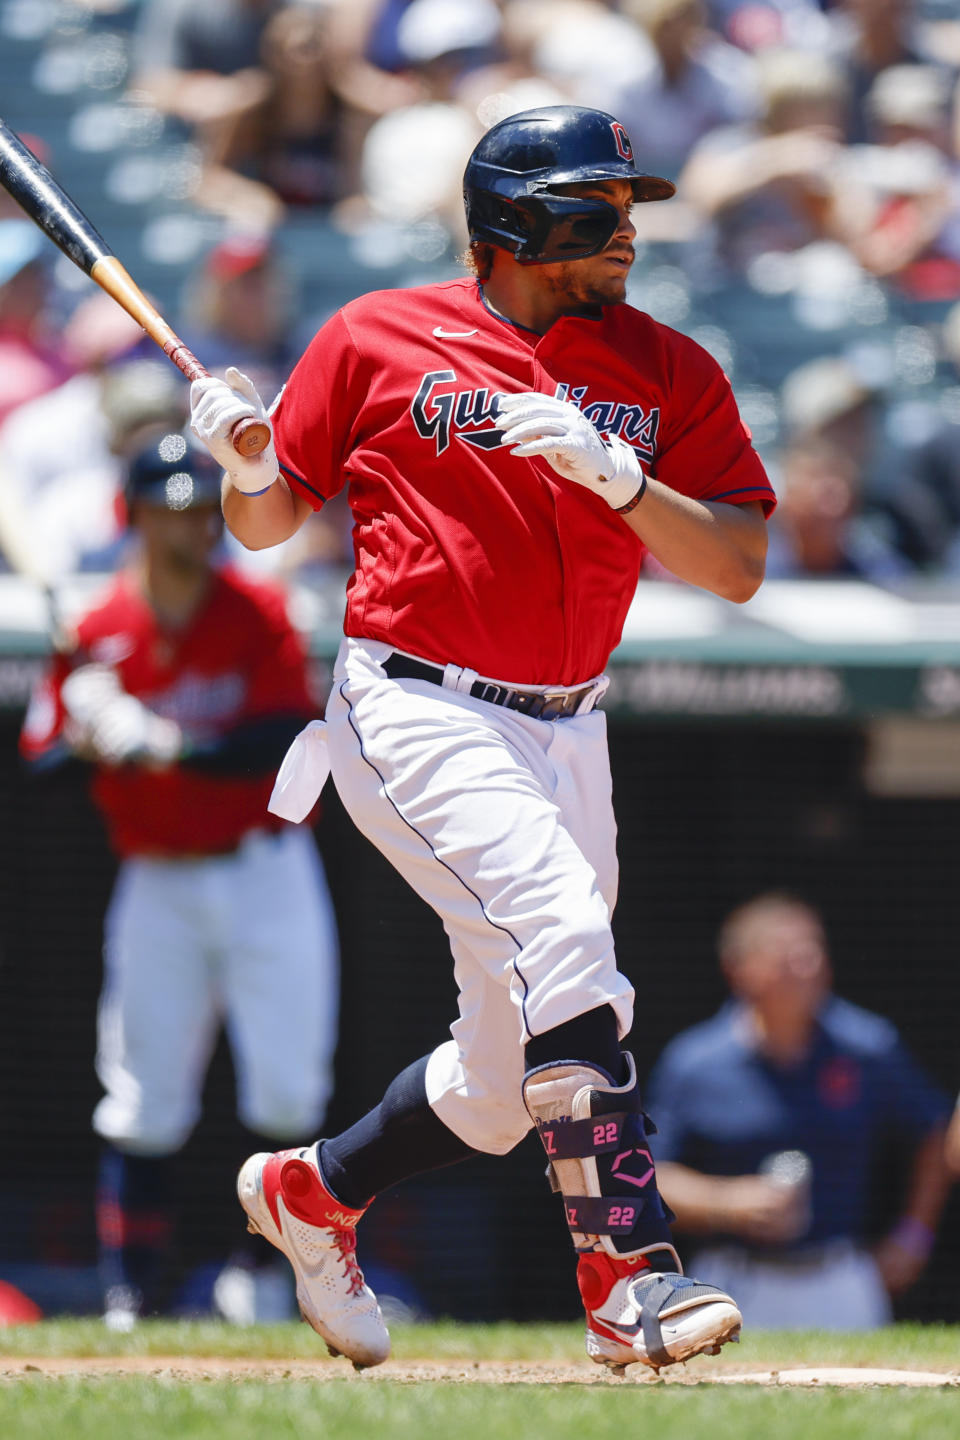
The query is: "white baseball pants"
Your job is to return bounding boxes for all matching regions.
[688,1241,892,1329]
[93,826,339,1154]
[324,637,635,1156]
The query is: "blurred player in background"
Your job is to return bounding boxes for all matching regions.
[189,104,776,1377]
[645,892,952,1328]
[20,431,340,1329]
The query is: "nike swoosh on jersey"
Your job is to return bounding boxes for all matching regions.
[433,326,479,338]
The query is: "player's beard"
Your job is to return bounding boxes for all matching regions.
[543,247,634,310]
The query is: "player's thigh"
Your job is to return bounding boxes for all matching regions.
[95,860,220,1149]
[549,710,619,914]
[221,829,339,1137]
[326,667,625,1036]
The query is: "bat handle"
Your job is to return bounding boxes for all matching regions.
[164,341,272,458]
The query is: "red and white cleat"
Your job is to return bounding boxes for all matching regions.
[237,1148,390,1369]
[579,1252,742,1375]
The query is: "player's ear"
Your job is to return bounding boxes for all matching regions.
[719,949,749,996]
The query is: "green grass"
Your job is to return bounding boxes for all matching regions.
[1,1379,959,1440]
[0,1321,957,1440]
[0,1317,958,1367]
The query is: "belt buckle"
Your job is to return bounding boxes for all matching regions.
[538,689,571,721]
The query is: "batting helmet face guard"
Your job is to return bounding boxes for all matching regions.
[125,431,223,514]
[463,106,675,265]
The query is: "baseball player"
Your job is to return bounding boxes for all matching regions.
[190,106,777,1374]
[19,432,340,1329]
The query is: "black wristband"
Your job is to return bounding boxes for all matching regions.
[615,473,647,514]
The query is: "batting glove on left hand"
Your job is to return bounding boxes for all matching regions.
[62,664,182,767]
[88,693,183,767]
[190,366,279,496]
[498,392,647,513]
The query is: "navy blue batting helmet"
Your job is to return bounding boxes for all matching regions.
[125,431,223,513]
[463,106,675,265]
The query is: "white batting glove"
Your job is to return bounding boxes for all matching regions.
[190,366,279,496]
[498,392,647,513]
[89,694,182,767]
[61,663,123,726]
[62,665,182,766]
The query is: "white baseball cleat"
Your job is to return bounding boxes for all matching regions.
[578,1253,742,1375]
[102,1284,141,1333]
[237,1147,390,1369]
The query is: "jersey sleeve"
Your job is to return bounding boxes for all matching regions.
[271,307,374,511]
[657,339,777,515]
[869,1031,952,1140]
[642,1045,691,1164]
[18,651,74,767]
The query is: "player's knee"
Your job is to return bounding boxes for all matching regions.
[241,1090,326,1140]
[93,1098,193,1155]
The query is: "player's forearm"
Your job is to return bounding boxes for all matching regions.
[945,1103,960,1175]
[654,1162,730,1231]
[654,1162,773,1235]
[222,476,311,550]
[623,489,767,602]
[896,1127,952,1235]
[182,713,311,773]
[873,1127,951,1293]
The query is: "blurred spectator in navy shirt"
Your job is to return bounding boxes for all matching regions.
[645,893,952,1328]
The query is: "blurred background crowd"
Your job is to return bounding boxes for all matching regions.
[5,0,960,589]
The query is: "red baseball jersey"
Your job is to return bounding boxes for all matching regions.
[20,567,314,857]
[273,276,775,687]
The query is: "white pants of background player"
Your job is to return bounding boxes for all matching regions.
[688,1240,892,1329]
[324,636,635,1156]
[93,826,339,1154]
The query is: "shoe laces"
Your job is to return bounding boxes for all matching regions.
[333,1226,366,1297]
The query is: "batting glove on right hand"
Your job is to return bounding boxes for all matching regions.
[498,392,647,513]
[190,366,280,496]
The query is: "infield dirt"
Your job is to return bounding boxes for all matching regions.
[2,1355,958,1387]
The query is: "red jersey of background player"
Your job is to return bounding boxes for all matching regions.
[20,567,316,857]
[273,276,777,687]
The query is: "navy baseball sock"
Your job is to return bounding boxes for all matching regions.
[318,1055,477,1209]
[96,1143,175,1312]
[524,1004,624,1081]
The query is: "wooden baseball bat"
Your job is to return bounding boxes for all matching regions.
[0,118,270,457]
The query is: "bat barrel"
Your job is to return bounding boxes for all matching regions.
[0,117,110,273]
[0,119,270,458]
